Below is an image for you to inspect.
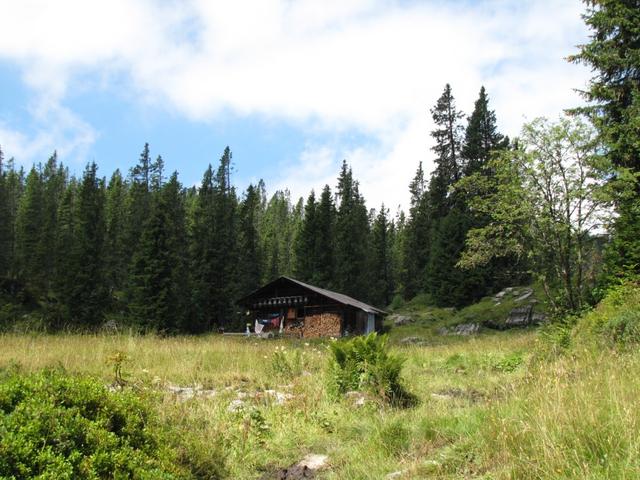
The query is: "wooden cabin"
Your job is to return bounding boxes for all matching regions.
[237,276,385,338]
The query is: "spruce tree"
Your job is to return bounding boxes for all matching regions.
[64,163,107,326]
[402,162,430,299]
[15,167,45,293]
[424,84,466,305]
[312,185,336,287]
[124,144,153,272]
[334,161,370,300]
[0,146,9,277]
[237,184,264,296]
[371,204,394,307]
[41,152,67,292]
[104,170,128,295]
[462,87,508,175]
[569,0,640,278]
[294,190,318,282]
[189,147,239,331]
[129,172,188,331]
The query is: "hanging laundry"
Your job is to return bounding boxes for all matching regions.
[254,320,264,334]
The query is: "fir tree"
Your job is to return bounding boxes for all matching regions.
[402,162,431,299]
[334,161,370,300]
[569,0,640,278]
[64,163,107,326]
[15,167,45,293]
[371,204,394,307]
[424,84,466,304]
[129,172,188,331]
[104,170,128,295]
[294,190,318,282]
[312,185,336,288]
[238,184,264,295]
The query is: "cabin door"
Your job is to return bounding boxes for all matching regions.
[366,313,375,334]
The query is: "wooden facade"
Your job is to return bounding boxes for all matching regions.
[237,276,385,338]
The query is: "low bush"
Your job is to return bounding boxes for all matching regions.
[328,333,414,405]
[573,281,640,348]
[0,368,225,479]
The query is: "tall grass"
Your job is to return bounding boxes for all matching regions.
[1,285,638,479]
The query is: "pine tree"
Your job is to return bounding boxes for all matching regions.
[461,87,516,295]
[371,204,394,307]
[124,144,153,271]
[569,0,640,278]
[402,162,431,299]
[294,190,318,282]
[334,161,370,300]
[0,146,9,277]
[425,84,466,304]
[129,172,188,331]
[64,163,107,326]
[238,184,264,295]
[41,152,67,292]
[15,166,46,293]
[1,158,23,279]
[189,165,217,332]
[462,87,508,175]
[189,147,239,331]
[104,170,128,295]
[312,185,336,288]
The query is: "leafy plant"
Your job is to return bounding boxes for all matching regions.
[269,345,304,379]
[0,369,225,479]
[328,333,414,405]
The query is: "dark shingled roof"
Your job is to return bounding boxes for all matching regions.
[238,276,386,315]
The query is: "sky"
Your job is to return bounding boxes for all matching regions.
[0,0,592,211]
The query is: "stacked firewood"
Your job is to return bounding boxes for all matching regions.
[300,312,341,338]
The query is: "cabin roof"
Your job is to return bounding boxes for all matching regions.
[238,276,386,315]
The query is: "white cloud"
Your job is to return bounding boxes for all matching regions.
[0,0,591,208]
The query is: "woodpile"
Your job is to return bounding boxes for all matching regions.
[300,312,342,339]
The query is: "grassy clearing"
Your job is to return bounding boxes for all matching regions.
[0,330,534,479]
[1,285,639,478]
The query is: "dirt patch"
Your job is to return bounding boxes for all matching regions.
[260,454,329,479]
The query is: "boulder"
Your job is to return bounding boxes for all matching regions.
[261,454,329,479]
[505,305,533,327]
[391,315,414,326]
[399,336,426,345]
[453,323,480,335]
[515,289,534,302]
[439,323,480,335]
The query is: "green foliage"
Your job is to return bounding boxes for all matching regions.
[268,345,304,379]
[574,282,640,348]
[328,333,413,405]
[457,116,614,312]
[570,0,640,279]
[0,369,224,479]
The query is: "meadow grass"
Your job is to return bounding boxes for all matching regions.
[1,298,638,480]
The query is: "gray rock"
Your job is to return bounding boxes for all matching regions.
[399,336,425,344]
[438,323,480,336]
[386,471,405,479]
[453,323,480,335]
[227,399,246,412]
[505,305,533,326]
[391,315,414,326]
[515,289,534,302]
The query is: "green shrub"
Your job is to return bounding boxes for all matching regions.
[574,282,640,348]
[328,333,414,405]
[269,345,304,379]
[0,369,225,479]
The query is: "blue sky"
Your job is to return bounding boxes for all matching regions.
[0,0,590,209]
